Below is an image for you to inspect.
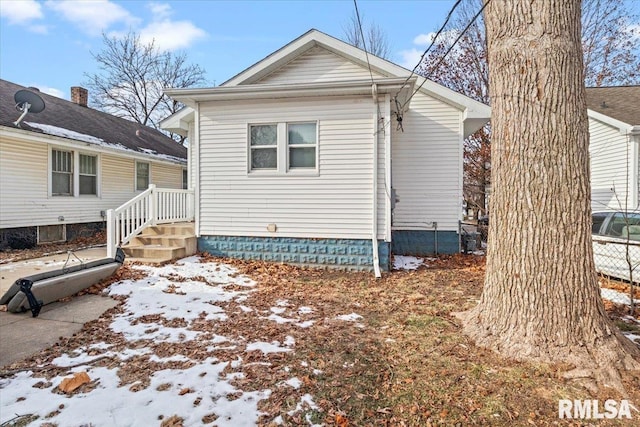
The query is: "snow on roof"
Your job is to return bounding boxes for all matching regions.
[25,121,186,164]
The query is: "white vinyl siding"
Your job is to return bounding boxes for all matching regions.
[256,46,386,85]
[198,96,377,239]
[392,91,463,231]
[0,135,185,229]
[589,119,638,211]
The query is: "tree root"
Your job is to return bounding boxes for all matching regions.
[454,308,640,396]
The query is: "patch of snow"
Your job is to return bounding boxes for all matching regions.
[0,256,314,426]
[601,288,640,306]
[336,313,363,322]
[0,360,271,426]
[283,377,302,389]
[298,306,314,314]
[24,122,186,164]
[296,320,315,328]
[246,341,293,354]
[266,313,296,324]
[393,256,424,270]
[271,306,287,314]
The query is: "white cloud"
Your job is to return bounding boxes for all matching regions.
[148,2,172,20]
[625,23,640,41]
[413,33,436,46]
[139,3,207,51]
[0,0,43,24]
[398,48,423,70]
[34,85,66,99]
[45,0,139,36]
[1,0,47,33]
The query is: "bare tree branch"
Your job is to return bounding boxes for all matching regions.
[84,31,207,145]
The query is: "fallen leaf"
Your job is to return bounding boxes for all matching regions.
[58,372,90,394]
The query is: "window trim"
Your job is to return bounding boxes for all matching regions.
[135,161,151,191]
[49,146,101,198]
[286,121,318,171]
[51,148,74,196]
[248,123,278,172]
[247,121,319,176]
[79,153,99,196]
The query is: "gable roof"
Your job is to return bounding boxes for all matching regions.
[223,29,488,115]
[586,86,639,130]
[165,29,490,138]
[0,79,186,163]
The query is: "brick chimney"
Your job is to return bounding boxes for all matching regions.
[71,86,88,107]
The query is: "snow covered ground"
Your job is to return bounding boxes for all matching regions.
[0,256,348,426]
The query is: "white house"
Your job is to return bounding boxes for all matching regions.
[0,79,187,249]
[586,86,640,212]
[162,29,490,274]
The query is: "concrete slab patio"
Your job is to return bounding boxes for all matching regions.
[0,294,119,367]
[0,247,119,368]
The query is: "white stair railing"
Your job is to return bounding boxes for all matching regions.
[107,185,195,258]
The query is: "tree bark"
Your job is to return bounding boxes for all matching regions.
[459,0,640,393]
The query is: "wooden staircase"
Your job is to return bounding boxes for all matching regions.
[121,222,196,264]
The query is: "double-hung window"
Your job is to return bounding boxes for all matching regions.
[79,154,97,195]
[250,124,278,170]
[52,149,73,196]
[51,148,100,197]
[136,161,150,191]
[288,123,317,169]
[249,122,317,173]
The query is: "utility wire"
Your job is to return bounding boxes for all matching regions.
[401,0,491,111]
[395,0,463,99]
[353,0,375,85]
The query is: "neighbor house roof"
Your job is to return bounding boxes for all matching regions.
[0,79,186,163]
[586,86,640,131]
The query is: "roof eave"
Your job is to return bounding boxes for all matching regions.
[160,107,194,136]
[0,125,186,165]
[166,78,417,107]
[588,109,635,134]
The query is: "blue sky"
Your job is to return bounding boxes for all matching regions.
[0,0,456,100]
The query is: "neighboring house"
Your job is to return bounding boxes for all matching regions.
[162,29,490,274]
[0,79,187,249]
[586,86,640,212]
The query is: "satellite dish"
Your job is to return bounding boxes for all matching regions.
[13,89,45,126]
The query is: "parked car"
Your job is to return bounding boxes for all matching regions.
[592,211,640,283]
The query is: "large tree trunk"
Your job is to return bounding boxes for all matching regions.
[459,0,640,392]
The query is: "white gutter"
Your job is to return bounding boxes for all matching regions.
[371,83,381,278]
[165,78,416,107]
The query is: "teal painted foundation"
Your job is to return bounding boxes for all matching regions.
[199,235,390,272]
[391,230,460,256]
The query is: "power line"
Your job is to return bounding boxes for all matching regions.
[353,0,375,85]
[401,0,491,111]
[395,0,463,99]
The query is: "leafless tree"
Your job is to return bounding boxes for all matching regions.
[342,11,391,59]
[85,31,206,144]
[457,0,640,393]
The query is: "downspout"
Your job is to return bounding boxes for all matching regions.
[194,102,201,237]
[371,84,381,278]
